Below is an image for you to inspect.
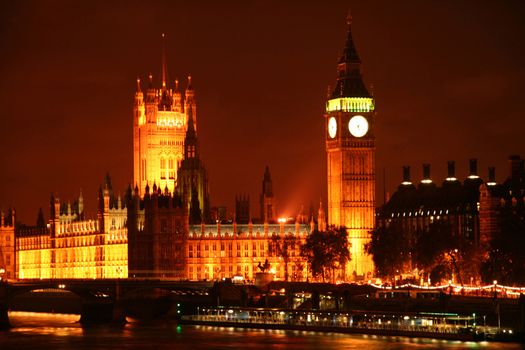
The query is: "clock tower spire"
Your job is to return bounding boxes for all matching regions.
[325,14,375,280]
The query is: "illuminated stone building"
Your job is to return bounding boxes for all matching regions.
[325,16,375,279]
[186,222,311,281]
[16,177,128,279]
[0,210,15,280]
[133,34,196,197]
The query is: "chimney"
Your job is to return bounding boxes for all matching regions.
[487,166,497,186]
[402,166,412,185]
[468,158,479,179]
[421,164,432,184]
[446,161,457,181]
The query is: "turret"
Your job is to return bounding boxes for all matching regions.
[173,79,182,112]
[318,200,326,231]
[260,166,275,222]
[184,75,197,131]
[78,189,84,215]
[183,103,198,159]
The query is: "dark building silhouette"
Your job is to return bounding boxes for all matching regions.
[176,103,210,224]
[260,166,275,223]
[127,184,187,279]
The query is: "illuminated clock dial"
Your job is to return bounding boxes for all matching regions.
[328,117,337,139]
[348,115,369,137]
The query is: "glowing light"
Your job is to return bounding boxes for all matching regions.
[328,117,337,138]
[445,177,457,182]
[421,179,432,184]
[348,115,368,137]
[326,97,374,113]
[401,181,412,186]
[467,175,480,179]
[277,218,287,223]
[487,181,497,186]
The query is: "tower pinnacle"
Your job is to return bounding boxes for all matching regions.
[161,33,168,89]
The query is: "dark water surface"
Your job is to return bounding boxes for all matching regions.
[0,312,521,350]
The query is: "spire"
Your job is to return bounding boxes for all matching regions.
[161,33,168,89]
[136,77,141,92]
[339,10,360,65]
[262,166,273,197]
[330,13,371,99]
[187,75,193,90]
[184,103,198,159]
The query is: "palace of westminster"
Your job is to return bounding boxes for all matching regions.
[1,16,523,283]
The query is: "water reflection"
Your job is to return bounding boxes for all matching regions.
[0,312,521,350]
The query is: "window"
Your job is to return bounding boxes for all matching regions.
[141,159,146,182]
[169,158,175,179]
[197,244,201,258]
[160,157,166,179]
[189,245,193,258]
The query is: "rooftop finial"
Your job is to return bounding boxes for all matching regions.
[161,33,167,89]
[136,77,141,92]
[346,9,352,26]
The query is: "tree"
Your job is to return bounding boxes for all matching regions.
[366,225,408,279]
[415,221,459,284]
[268,233,297,281]
[481,204,525,285]
[300,226,350,283]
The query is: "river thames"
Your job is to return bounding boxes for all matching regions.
[0,312,521,350]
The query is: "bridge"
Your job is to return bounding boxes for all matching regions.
[0,279,214,329]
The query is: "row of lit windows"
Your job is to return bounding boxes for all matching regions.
[160,139,183,146]
[189,230,307,239]
[160,157,176,179]
[187,242,301,259]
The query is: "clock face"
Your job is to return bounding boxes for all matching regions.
[348,115,369,137]
[328,117,337,139]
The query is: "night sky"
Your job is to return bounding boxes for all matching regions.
[1,1,524,223]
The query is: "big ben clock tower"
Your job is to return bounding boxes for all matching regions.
[325,15,375,280]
